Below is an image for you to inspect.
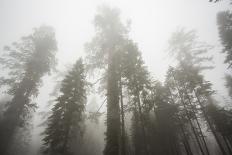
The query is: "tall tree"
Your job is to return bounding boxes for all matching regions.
[151,82,181,155]
[217,11,232,99]
[0,26,57,155]
[206,101,232,154]
[225,74,232,98]
[209,0,232,4]
[217,11,232,69]
[121,40,152,155]
[42,58,86,155]
[167,28,232,154]
[85,6,128,155]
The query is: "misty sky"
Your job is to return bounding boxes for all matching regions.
[0,0,231,104]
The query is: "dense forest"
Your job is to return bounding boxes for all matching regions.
[0,0,232,155]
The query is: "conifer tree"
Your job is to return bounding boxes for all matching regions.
[0,26,57,155]
[167,28,232,155]
[85,6,128,155]
[42,58,87,155]
[217,11,232,69]
[150,82,181,155]
[217,11,232,99]
[121,40,152,155]
[206,101,232,154]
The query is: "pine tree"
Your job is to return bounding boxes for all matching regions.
[167,28,232,154]
[206,101,232,154]
[42,58,87,155]
[225,74,232,98]
[217,11,232,100]
[0,26,57,155]
[217,11,232,69]
[151,82,181,155]
[121,40,152,155]
[85,6,129,155]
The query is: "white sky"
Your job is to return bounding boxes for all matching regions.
[0,0,231,101]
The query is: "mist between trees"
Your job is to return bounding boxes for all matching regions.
[0,1,232,155]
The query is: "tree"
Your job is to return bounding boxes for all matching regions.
[0,25,57,155]
[206,101,232,154]
[85,6,128,155]
[42,58,87,155]
[217,11,232,99]
[151,82,181,155]
[166,66,213,155]
[119,40,150,155]
[225,74,232,98]
[167,28,232,155]
[209,0,232,4]
[209,0,222,2]
[217,11,232,69]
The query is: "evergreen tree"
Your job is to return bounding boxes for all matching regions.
[151,82,181,155]
[167,28,232,155]
[206,101,232,154]
[217,11,232,99]
[85,6,128,155]
[217,11,232,69]
[225,74,232,98]
[0,26,57,155]
[42,58,87,155]
[121,40,152,155]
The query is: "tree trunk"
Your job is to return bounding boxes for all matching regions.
[194,90,227,155]
[168,87,193,155]
[104,54,120,155]
[120,76,126,155]
[172,75,205,155]
[184,90,210,155]
[136,91,150,155]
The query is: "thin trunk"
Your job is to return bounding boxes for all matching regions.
[184,109,205,155]
[173,137,180,155]
[183,139,191,155]
[120,76,126,155]
[223,135,232,155]
[136,91,150,155]
[228,136,232,149]
[168,87,193,155]
[172,75,205,155]
[62,125,70,154]
[193,89,227,155]
[184,90,210,155]
[180,121,193,155]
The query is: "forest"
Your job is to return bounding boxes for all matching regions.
[0,0,232,155]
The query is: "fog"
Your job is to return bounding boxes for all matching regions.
[0,0,232,155]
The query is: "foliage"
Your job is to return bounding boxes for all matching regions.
[217,11,232,68]
[42,59,87,155]
[0,25,57,155]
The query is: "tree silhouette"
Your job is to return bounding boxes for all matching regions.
[42,58,87,155]
[0,26,57,155]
